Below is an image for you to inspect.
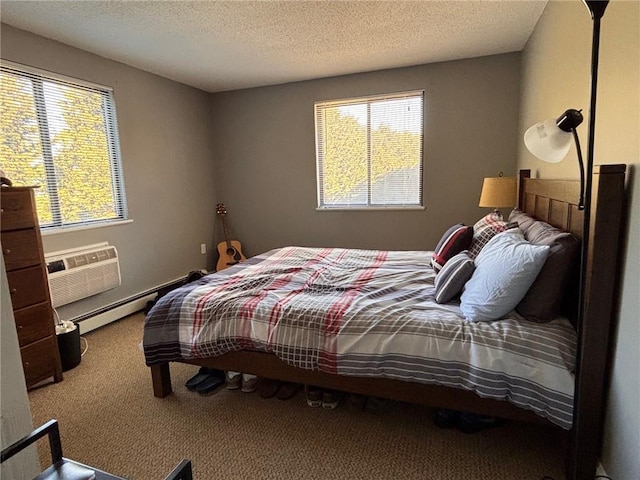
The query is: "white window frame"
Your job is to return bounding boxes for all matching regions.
[0,60,128,231]
[315,90,424,211]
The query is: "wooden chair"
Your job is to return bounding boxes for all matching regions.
[1,419,192,480]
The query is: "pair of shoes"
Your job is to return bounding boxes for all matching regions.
[433,408,460,429]
[347,393,367,411]
[185,367,213,390]
[277,382,301,400]
[305,385,322,408]
[241,375,261,393]
[260,380,301,400]
[195,370,225,394]
[259,379,282,398]
[185,367,225,394]
[364,396,390,414]
[433,409,505,433]
[226,372,242,390]
[321,390,341,409]
[456,412,505,434]
[304,386,341,409]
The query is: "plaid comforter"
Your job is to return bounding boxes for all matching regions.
[143,246,576,429]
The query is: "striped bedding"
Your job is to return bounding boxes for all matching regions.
[143,246,576,429]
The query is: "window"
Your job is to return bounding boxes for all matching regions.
[315,90,423,209]
[0,61,127,230]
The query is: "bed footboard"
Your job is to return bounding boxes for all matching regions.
[151,363,172,398]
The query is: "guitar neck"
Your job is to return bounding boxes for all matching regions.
[221,216,232,248]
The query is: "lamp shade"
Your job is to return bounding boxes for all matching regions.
[479,176,517,209]
[524,118,573,164]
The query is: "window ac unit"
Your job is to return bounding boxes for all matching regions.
[45,243,121,308]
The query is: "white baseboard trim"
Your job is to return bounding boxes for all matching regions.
[76,293,156,335]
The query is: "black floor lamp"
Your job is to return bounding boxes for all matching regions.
[523,0,608,329]
[523,1,610,479]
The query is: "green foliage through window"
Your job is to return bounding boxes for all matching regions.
[0,62,127,229]
[315,91,423,208]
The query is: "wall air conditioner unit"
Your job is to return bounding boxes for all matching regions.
[45,242,121,308]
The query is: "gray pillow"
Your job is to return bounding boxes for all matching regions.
[516,220,580,322]
[434,251,475,304]
[508,208,537,236]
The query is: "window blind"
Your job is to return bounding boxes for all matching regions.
[315,90,424,209]
[0,61,127,229]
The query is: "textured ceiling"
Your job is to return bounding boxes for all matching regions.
[0,1,548,93]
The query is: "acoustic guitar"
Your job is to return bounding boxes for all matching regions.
[215,204,246,271]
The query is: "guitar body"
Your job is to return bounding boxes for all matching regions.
[215,204,246,272]
[216,239,246,271]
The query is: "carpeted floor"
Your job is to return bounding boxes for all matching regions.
[28,312,566,480]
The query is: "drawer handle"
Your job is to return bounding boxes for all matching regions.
[3,248,10,255]
[18,325,23,330]
[10,288,17,294]
[24,361,30,367]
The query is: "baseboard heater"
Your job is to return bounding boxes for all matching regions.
[45,242,121,308]
[70,276,186,334]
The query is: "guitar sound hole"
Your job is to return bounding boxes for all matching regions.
[228,248,242,262]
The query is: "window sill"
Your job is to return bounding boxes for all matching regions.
[41,219,133,236]
[316,206,425,212]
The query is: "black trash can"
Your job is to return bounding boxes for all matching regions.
[56,322,82,371]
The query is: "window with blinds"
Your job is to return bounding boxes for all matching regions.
[0,61,127,230]
[315,90,424,209]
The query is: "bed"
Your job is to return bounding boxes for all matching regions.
[143,165,626,480]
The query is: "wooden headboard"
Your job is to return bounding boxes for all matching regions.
[518,170,584,240]
[518,164,626,242]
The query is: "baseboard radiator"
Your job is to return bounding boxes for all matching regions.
[70,276,186,334]
[45,242,121,308]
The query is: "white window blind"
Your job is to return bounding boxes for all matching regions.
[0,61,127,229]
[315,90,423,209]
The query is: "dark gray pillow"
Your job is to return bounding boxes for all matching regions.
[434,251,475,304]
[516,220,580,322]
[509,208,537,236]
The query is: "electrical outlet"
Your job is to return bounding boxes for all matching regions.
[200,244,206,254]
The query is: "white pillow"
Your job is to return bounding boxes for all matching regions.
[460,230,550,322]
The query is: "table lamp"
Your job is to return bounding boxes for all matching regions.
[478,173,517,216]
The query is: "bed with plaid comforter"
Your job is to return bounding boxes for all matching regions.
[143,246,576,429]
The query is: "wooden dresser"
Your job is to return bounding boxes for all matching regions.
[1,186,63,388]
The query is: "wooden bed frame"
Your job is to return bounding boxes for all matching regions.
[149,165,626,480]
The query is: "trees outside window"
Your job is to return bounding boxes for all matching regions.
[0,63,127,229]
[315,91,423,209]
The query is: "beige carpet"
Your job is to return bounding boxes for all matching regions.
[28,312,566,480]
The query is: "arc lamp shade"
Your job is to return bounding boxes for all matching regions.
[524,119,574,163]
[524,108,584,164]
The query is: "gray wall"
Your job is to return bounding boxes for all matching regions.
[0,24,219,321]
[210,54,521,256]
[518,1,639,478]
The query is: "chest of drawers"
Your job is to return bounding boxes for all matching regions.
[1,187,63,388]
